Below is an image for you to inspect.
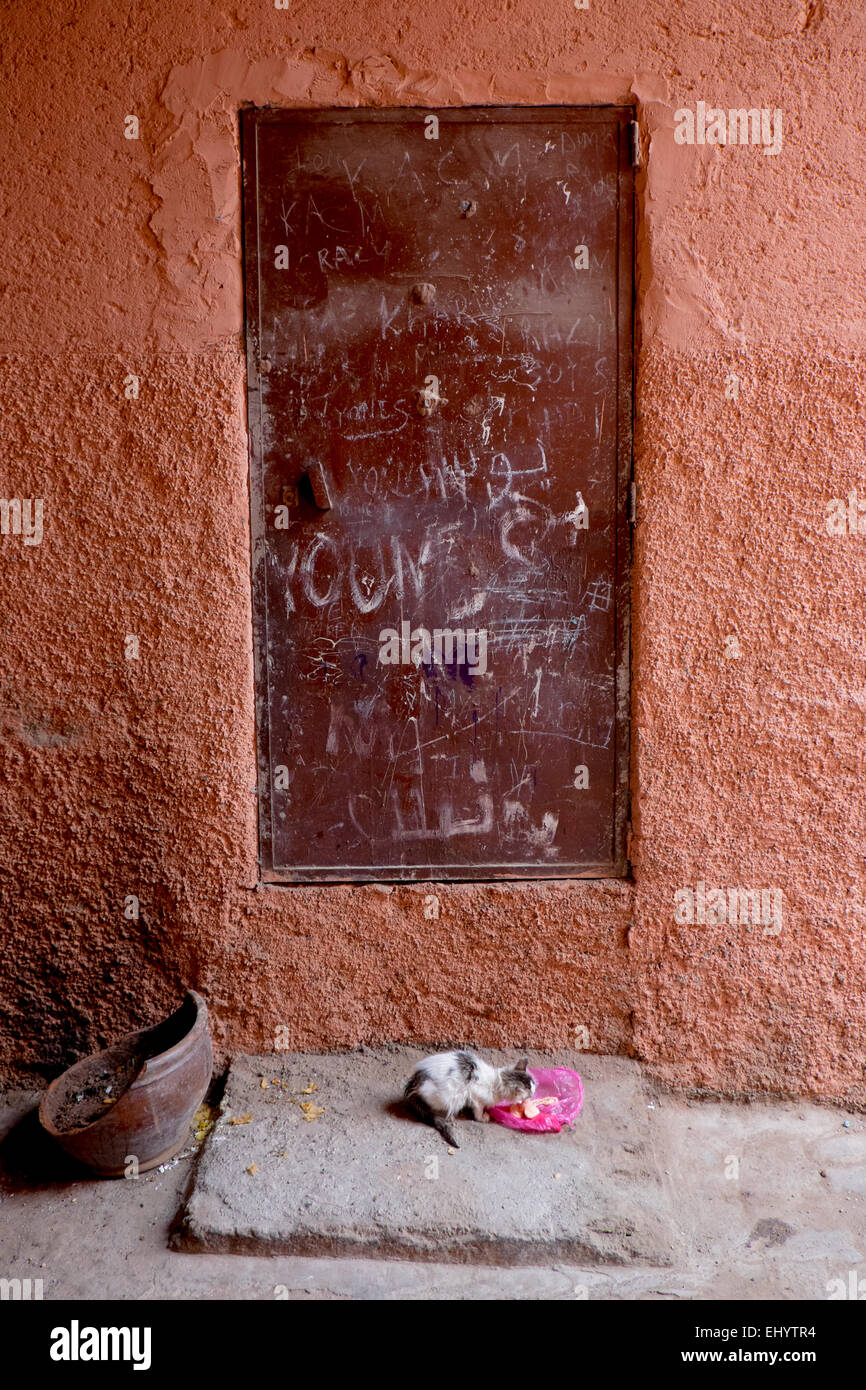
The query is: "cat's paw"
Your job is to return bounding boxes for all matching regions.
[477,1111,491,1123]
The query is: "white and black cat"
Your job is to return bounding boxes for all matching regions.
[403,1050,535,1148]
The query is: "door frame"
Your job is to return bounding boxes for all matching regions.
[239,104,634,884]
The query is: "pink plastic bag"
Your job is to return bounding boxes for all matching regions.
[488,1066,583,1133]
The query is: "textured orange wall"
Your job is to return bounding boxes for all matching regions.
[1,2,864,1102]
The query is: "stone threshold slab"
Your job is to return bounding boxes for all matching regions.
[173,1047,680,1266]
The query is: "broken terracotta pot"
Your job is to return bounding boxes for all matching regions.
[39,990,213,1177]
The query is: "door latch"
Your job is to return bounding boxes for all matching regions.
[303,459,333,510]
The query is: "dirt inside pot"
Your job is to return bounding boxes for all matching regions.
[47,995,202,1133]
[51,1045,144,1132]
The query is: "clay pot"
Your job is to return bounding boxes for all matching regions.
[39,990,213,1177]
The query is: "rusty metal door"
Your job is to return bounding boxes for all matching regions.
[241,106,633,881]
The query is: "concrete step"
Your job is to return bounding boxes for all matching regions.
[173,1048,683,1265]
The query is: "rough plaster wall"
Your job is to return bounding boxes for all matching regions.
[1,1,864,1101]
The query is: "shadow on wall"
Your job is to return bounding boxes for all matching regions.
[8,899,198,1084]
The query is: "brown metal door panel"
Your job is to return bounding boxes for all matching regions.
[242,106,633,881]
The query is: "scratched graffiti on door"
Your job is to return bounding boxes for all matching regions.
[242,107,633,880]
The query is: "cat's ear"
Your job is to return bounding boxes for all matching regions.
[516,1057,528,1071]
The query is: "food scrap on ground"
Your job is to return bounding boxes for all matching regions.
[192,1102,217,1144]
[299,1101,325,1121]
[228,1113,253,1126]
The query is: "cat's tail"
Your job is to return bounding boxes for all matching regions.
[403,1080,460,1149]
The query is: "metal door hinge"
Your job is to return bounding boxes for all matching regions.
[629,120,641,169]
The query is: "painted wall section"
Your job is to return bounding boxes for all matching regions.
[1,1,864,1103]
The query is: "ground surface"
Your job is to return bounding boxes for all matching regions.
[1,1051,864,1300]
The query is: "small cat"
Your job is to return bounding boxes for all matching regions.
[403,1050,536,1148]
